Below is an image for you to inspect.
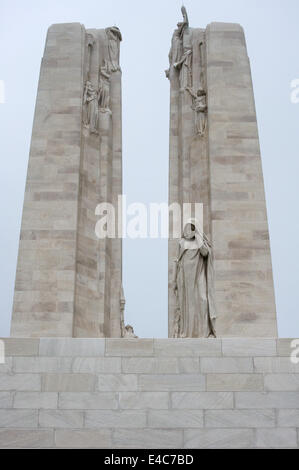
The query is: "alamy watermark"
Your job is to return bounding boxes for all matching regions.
[290,79,299,104]
[290,339,299,365]
[95,196,204,240]
[0,340,5,364]
[0,80,5,104]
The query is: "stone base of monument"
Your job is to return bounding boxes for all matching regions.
[0,338,298,449]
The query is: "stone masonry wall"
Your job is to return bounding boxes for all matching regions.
[0,338,298,448]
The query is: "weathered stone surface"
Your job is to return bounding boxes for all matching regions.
[256,428,298,449]
[0,373,41,391]
[55,429,112,448]
[207,374,263,391]
[154,339,222,357]
[39,338,105,356]
[205,409,275,428]
[13,392,58,409]
[42,373,95,392]
[0,429,54,448]
[0,409,38,428]
[139,374,206,392]
[201,357,253,373]
[58,392,118,410]
[222,338,276,357]
[184,428,255,449]
[148,410,204,428]
[119,392,169,410]
[0,339,297,448]
[112,429,184,449]
[106,339,154,356]
[171,392,233,410]
[85,410,147,428]
[39,410,84,428]
[97,374,138,392]
[0,339,39,356]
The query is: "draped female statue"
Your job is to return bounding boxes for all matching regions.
[173,219,217,338]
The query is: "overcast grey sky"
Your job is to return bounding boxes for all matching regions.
[0,0,298,338]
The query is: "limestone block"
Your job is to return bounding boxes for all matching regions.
[235,392,299,409]
[55,429,112,448]
[0,373,41,391]
[0,392,13,409]
[205,409,275,428]
[122,357,179,374]
[0,339,39,356]
[72,357,121,374]
[85,410,147,428]
[148,410,204,428]
[201,357,253,373]
[0,429,54,448]
[0,409,38,428]
[39,338,105,356]
[277,409,299,427]
[58,392,118,410]
[106,339,154,357]
[207,374,263,391]
[97,374,138,392]
[0,358,13,374]
[119,392,169,410]
[112,429,184,449]
[42,373,95,392]
[256,428,298,449]
[184,428,255,449]
[139,374,206,392]
[13,392,58,409]
[222,339,276,357]
[14,357,72,373]
[254,357,299,373]
[154,339,222,357]
[264,374,299,391]
[171,392,233,410]
[39,410,84,428]
[277,339,297,357]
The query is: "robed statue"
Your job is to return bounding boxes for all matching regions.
[173,219,217,338]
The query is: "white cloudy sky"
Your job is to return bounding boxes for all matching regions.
[0,0,298,337]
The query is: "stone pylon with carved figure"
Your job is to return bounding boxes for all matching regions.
[11,24,124,338]
[167,7,277,338]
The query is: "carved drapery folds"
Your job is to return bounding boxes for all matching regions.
[105,26,122,73]
[82,27,122,133]
[83,80,99,134]
[186,86,207,137]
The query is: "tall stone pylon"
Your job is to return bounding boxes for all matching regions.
[167,9,277,337]
[11,23,123,338]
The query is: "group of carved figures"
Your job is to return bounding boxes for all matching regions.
[83,27,122,134]
[166,6,208,138]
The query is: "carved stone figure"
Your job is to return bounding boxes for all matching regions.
[123,325,138,339]
[86,33,95,79]
[186,86,207,136]
[98,61,111,112]
[173,219,217,338]
[166,6,190,80]
[83,80,99,134]
[106,26,122,73]
[174,49,192,89]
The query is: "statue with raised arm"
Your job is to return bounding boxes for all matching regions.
[166,6,190,80]
[186,86,208,136]
[106,26,122,73]
[172,219,217,338]
[83,80,99,134]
